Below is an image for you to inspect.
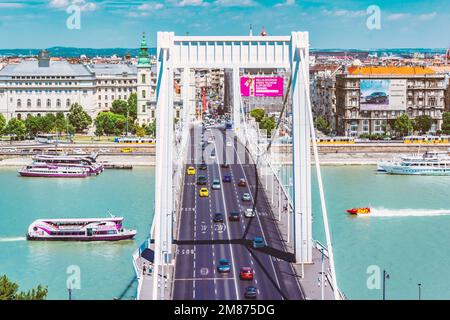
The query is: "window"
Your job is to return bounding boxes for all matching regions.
[56,99,61,107]
[141,74,146,83]
[47,99,51,107]
[17,99,21,108]
[27,99,31,107]
[37,99,41,107]
[66,99,71,107]
[142,90,146,99]
[142,104,145,113]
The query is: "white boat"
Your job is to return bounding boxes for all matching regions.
[377,151,450,176]
[27,217,137,241]
[19,164,90,178]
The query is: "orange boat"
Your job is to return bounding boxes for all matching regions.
[346,207,370,215]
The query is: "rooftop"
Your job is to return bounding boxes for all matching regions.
[348,66,436,76]
[0,59,92,77]
[89,63,137,75]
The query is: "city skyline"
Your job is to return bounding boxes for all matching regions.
[0,0,449,49]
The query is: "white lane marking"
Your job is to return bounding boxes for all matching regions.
[232,138,283,291]
[214,138,240,301]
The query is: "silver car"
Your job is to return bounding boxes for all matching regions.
[242,193,251,201]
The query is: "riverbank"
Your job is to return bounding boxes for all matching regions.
[0,155,155,167]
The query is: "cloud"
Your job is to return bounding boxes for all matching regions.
[128,2,164,16]
[386,13,410,21]
[48,0,97,11]
[418,12,437,21]
[214,0,257,7]
[323,9,365,18]
[172,0,208,7]
[274,0,295,7]
[0,2,25,8]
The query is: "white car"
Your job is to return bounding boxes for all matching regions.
[245,208,256,218]
[226,140,233,147]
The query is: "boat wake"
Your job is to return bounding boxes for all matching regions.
[367,207,450,218]
[0,236,27,242]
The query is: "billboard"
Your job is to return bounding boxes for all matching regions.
[360,79,407,111]
[240,77,284,97]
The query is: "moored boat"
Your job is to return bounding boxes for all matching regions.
[19,164,90,178]
[377,151,450,176]
[27,217,136,241]
[33,154,104,175]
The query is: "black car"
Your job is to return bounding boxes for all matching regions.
[229,212,240,221]
[221,162,230,168]
[213,213,224,223]
[244,286,257,299]
[199,162,207,170]
[365,92,388,104]
[197,175,207,185]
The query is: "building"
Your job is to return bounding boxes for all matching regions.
[136,33,154,125]
[335,66,447,136]
[0,49,137,121]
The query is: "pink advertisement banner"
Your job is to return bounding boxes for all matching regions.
[240,77,284,97]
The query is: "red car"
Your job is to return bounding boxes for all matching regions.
[238,178,247,187]
[239,267,254,280]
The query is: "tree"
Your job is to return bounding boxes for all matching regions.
[146,121,156,137]
[135,125,146,137]
[67,103,92,133]
[4,118,27,139]
[259,116,277,137]
[442,112,450,135]
[127,93,138,121]
[0,114,5,134]
[315,115,332,135]
[0,275,48,300]
[413,115,433,135]
[110,100,129,116]
[393,114,414,137]
[54,113,68,135]
[95,112,127,136]
[250,108,266,122]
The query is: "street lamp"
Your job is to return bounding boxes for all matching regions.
[382,270,390,300]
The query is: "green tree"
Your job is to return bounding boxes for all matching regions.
[95,112,127,136]
[394,114,414,137]
[0,275,48,300]
[110,100,129,116]
[442,112,450,135]
[250,108,266,122]
[145,121,156,137]
[259,116,277,137]
[135,125,146,137]
[4,118,27,139]
[127,92,138,121]
[0,114,5,134]
[413,115,433,135]
[67,103,92,133]
[24,116,40,136]
[54,112,68,135]
[315,115,332,135]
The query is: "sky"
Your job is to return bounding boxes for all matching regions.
[0,0,449,49]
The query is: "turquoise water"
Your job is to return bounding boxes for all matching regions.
[2,165,450,299]
[0,167,154,300]
[282,165,450,300]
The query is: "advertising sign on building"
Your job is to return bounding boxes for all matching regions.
[360,79,407,111]
[240,77,284,97]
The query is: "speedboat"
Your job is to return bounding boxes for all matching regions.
[346,207,370,215]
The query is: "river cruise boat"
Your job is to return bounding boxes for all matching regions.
[19,164,90,178]
[27,217,137,241]
[33,154,104,175]
[377,151,450,176]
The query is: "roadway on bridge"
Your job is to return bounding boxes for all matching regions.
[173,125,303,300]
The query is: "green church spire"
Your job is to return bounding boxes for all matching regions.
[138,32,151,67]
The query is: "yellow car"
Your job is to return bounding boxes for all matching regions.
[199,188,209,197]
[187,166,196,175]
[121,147,133,153]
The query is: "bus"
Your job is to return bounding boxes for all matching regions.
[316,137,355,145]
[114,137,156,144]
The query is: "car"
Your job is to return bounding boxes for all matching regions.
[252,237,266,248]
[238,178,247,187]
[187,166,196,175]
[197,175,207,185]
[210,151,216,159]
[239,267,254,280]
[245,208,256,218]
[226,140,233,147]
[244,286,257,299]
[217,258,231,273]
[199,188,209,197]
[222,174,232,183]
[365,91,388,104]
[229,212,240,221]
[199,162,207,170]
[212,179,221,190]
[242,193,251,202]
[221,162,230,168]
[213,212,224,223]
